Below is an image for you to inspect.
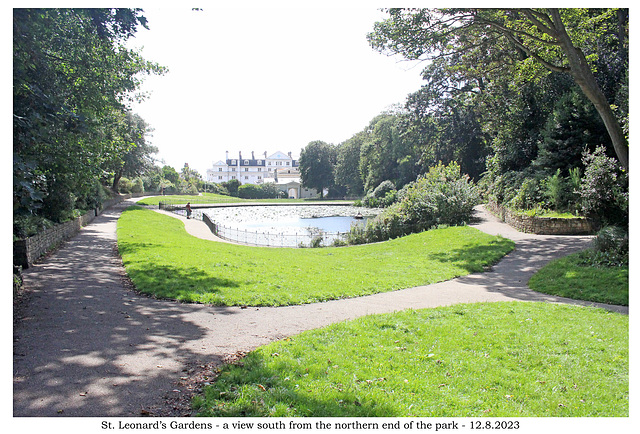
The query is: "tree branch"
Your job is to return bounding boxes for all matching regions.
[519,9,557,37]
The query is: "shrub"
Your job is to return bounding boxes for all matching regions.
[131,177,144,194]
[585,225,629,266]
[13,265,23,294]
[222,179,240,196]
[237,184,262,199]
[349,162,479,244]
[509,176,545,210]
[373,180,396,198]
[13,215,55,239]
[118,177,134,194]
[579,146,628,227]
[237,183,283,199]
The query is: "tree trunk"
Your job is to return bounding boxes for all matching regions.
[550,9,629,171]
[112,172,122,193]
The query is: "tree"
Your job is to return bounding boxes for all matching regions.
[108,111,158,192]
[533,90,610,174]
[335,132,366,196]
[13,8,165,222]
[161,165,180,187]
[298,141,337,199]
[404,86,489,180]
[358,113,420,192]
[368,8,629,170]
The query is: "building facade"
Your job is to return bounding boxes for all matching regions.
[206,151,297,185]
[206,151,318,199]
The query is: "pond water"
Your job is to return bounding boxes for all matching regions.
[203,205,380,247]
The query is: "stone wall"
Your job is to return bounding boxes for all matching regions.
[485,201,594,235]
[13,195,130,269]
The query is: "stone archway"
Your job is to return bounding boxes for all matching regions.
[288,187,298,199]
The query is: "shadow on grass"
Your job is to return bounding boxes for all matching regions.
[196,351,399,417]
[126,262,240,303]
[428,238,516,273]
[529,254,628,306]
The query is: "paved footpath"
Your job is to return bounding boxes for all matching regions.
[13,200,628,417]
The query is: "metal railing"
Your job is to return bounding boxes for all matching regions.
[201,213,348,248]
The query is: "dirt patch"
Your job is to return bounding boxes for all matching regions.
[143,352,248,417]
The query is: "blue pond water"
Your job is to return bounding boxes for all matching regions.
[203,205,378,247]
[244,215,366,233]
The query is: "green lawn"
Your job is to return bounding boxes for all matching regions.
[135,193,245,205]
[193,302,628,417]
[528,251,628,306]
[117,206,514,306]
[135,193,349,206]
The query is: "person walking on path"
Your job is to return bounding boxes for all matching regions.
[185,202,192,219]
[13,200,626,417]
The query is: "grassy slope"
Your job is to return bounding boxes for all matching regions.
[529,252,628,306]
[117,206,514,306]
[194,302,628,417]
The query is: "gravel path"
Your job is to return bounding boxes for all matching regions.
[13,200,627,417]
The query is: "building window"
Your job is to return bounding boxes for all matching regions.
[258,160,263,165]
[286,162,290,166]
[231,159,236,164]
[244,176,249,180]
[218,176,223,180]
[231,176,236,179]
[244,168,249,172]
[244,160,249,165]
[258,168,262,172]
[218,167,222,171]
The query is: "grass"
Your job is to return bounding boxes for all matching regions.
[528,251,628,306]
[513,209,582,219]
[117,206,514,306]
[192,302,628,417]
[135,193,350,206]
[136,193,239,205]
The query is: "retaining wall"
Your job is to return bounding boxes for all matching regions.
[13,195,131,269]
[485,201,594,235]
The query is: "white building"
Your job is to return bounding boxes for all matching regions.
[206,151,298,184]
[206,151,319,199]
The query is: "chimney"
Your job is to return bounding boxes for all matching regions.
[288,151,292,158]
[251,151,255,160]
[264,151,267,158]
[225,151,229,161]
[239,151,242,160]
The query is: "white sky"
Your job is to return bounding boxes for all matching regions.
[126,6,426,176]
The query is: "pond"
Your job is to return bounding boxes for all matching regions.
[202,205,380,247]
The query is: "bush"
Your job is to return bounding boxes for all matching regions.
[13,265,23,294]
[237,183,284,199]
[585,226,628,266]
[373,180,396,198]
[131,177,144,194]
[509,176,545,210]
[349,162,479,244]
[579,146,628,227]
[13,215,55,239]
[237,184,262,199]
[118,177,134,194]
[222,179,240,196]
